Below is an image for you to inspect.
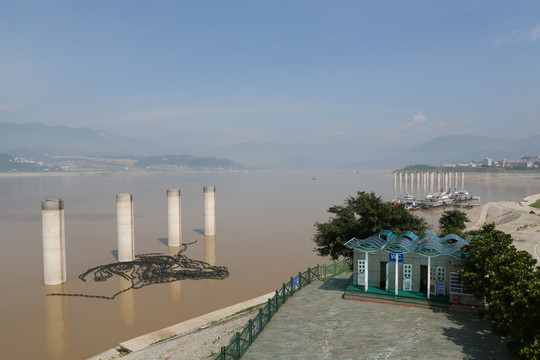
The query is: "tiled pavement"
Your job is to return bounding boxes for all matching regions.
[242,272,513,360]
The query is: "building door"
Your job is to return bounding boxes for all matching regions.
[380,262,388,290]
[420,265,428,293]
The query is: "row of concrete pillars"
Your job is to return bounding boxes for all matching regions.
[41,186,216,285]
[393,170,465,195]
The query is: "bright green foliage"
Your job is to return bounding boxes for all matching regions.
[459,223,540,358]
[438,210,470,237]
[529,199,540,209]
[313,191,429,260]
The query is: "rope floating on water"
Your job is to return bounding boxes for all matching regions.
[47,241,229,300]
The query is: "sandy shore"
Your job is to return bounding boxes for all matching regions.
[464,193,540,261]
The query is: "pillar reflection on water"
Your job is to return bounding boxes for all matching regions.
[44,284,68,359]
[204,235,217,286]
[118,275,136,325]
[168,246,183,302]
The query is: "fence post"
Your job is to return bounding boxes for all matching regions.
[258,307,263,331]
[275,290,279,309]
[221,346,226,359]
[267,298,272,318]
[298,271,303,289]
[235,332,240,359]
[249,319,253,343]
[290,277,294,295]
[282,283,286,302]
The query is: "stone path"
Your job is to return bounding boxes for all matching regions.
[242,272,512,360]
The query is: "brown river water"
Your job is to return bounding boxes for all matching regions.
[1,169,539,359]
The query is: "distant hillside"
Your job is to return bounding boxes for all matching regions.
[0,122,161,156]
[347,134,540,168]
[0,153,49,172]
[134,155,245,170]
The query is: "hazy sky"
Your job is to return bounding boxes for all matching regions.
[1,1,539,154]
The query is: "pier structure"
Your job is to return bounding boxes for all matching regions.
[204,186,216,236]
[117,193,135,262]
[42,199,66,285]
[393,170,466,198]
[167,189,182,247]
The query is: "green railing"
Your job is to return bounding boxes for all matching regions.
[214,258,350,360]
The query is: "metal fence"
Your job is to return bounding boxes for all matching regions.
[214,258,350,359]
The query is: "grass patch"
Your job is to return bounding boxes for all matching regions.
[206,302,266,327]
[529,199,540,209]
[151,334,177,345]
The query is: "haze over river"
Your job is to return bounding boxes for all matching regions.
[1,169,540,359]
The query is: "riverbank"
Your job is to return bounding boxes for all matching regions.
[89,291,273,360]
[88,192,540,360]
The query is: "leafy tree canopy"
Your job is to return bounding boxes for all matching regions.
[459,223,540,358]
[438,210,470,237]
[312,191,429,260]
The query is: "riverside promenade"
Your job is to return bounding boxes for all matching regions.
[242,272,512,360]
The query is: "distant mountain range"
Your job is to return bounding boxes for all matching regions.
[361,134,540,169]
[1,122,538,169]
[0,122,161,156]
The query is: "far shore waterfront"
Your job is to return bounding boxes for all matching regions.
[91,190,540,360]
[2,167,540,179]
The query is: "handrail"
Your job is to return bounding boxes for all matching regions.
[214,258,349,359]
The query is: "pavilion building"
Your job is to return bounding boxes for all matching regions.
[343,230,482,309]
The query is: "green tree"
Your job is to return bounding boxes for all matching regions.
[438,210,470,237]
[459,223,540,359]
[312,191,429,260]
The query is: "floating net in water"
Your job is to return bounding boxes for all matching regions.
[47,241,229,300]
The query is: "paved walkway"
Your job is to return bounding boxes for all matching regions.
[242,272,513,360]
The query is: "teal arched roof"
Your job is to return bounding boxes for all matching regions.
[344,230,469,259]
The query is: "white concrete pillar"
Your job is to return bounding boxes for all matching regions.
[364,252,369,292]
[437,172,441,192]
[399,172,403,194]
[204,235,216,266]
[117,193,134,262]
[462,171,465,190]
[42,199,66,285]
[167,189,182,247]
[204,186,216,236]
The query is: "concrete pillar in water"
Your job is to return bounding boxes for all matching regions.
[117,193,134,262]
[430,172,435,193]
[454,171,458,189]
[410,172,414,194]
[204,186,216,236]
[437,172,441,192]
[399,172,403,194]
[462,171,465,190]
[393,172,397,195]
[42,199,66,285]
[167,189,182,247]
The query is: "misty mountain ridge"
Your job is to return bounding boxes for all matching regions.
[0,122,162,156]
[1,122,538,169]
